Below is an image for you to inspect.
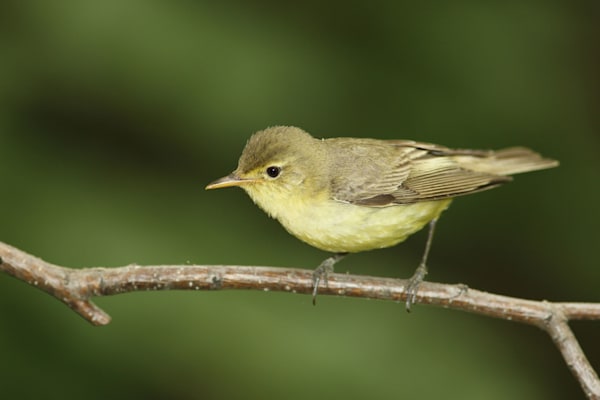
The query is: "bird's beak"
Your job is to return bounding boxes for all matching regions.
[205,173,256,190]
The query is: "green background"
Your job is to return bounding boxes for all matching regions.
[1,1,598,399]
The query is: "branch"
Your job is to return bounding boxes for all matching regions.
[1,241,599,398]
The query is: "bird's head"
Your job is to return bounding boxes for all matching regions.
[206,126,329,212]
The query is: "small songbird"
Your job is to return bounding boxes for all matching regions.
[206,126,558,308]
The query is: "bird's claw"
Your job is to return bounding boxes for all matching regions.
[311,253,347,305]
[405,262,428,312]
[312,262,334,305]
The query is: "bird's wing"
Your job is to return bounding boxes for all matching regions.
[329,139,512,206]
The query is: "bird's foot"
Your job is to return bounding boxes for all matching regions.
[312,253,347,305]
[405,262,428,312]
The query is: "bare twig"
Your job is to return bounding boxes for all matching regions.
[1,241,599,398]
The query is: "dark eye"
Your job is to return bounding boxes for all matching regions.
[266,166,281,178]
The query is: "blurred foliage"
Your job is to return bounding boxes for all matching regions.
[0,1,599,399]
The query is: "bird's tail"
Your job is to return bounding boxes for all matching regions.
[454,147,559,176]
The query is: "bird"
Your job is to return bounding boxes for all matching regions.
[206,126,558,309]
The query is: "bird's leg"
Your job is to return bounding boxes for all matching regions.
[312,252,348,305]
[405,218,438,311]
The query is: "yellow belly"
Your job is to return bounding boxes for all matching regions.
[274,198,452,253]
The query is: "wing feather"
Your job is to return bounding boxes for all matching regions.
[328,139,553,206]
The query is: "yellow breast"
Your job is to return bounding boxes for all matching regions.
[244,184,451,253]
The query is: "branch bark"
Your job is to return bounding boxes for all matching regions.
[1,241,599,398]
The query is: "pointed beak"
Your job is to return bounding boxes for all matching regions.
[205,173,256,190]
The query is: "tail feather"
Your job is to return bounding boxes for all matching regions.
[454,147,559,176]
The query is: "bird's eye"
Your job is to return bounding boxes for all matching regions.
[266,166,281,178]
